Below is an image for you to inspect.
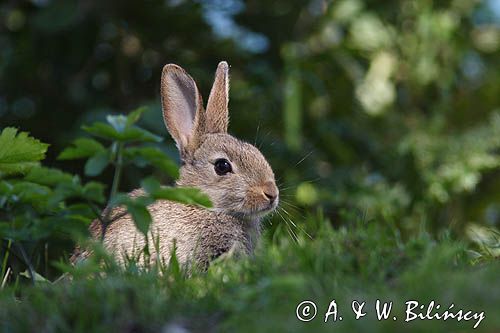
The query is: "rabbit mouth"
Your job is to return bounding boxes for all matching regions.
[222,201,278,219]
[244,200,279,218]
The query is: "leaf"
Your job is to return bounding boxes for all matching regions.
[83,122,162,143]
[25,167,74,186]
[1,180,51,207]
[158,187,212,207]
[58,138,105,160]
[126,106,148,126]
[126,146,179,178]
[81,182,106,204]
[142,178,212,207]
[111,193,153,236]
[106,115,127,133]
[0,127,49,177]
[126,202,152,236]
[49,179,105,206]
[19,270,50,283]
[84,152,109,176]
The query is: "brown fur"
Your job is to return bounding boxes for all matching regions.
[72,62,278,269]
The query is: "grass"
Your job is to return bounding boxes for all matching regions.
[0,212,498,332]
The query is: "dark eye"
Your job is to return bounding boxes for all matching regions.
[214,158,232,175]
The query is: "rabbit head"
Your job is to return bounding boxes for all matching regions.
[161,61,279,219]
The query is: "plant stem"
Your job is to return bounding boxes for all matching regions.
[101,142,124,241]
[15,243,35,285]
[1,239,11,281]
[109,142,124,205]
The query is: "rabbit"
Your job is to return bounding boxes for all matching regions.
[72,61,279,270]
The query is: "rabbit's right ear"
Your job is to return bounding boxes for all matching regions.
[161,64,203,158]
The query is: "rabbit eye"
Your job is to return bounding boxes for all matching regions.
[214,158,232,175]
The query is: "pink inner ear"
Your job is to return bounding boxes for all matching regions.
[164,71,199,148]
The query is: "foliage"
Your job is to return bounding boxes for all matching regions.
[0,110,210,285]
[275,0,500,235]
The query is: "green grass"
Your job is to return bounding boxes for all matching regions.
[0,214,498,332]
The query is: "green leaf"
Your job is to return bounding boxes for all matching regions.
[49,179,105,206]
[126,146,179,178]
[58,138,105,160]
[1,180,51,207]
[0,127,49,177]
[126,106,148,126]
[83,122,162,143]
[84,152,109,176]
[126,202,152,236]
[19,270,50,283]
[111,193,153,236]
[159,187,212,207]
[25,167,74,186]
[81,182,106,204]
[142,178,212,208]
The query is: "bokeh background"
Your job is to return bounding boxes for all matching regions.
[1,0,500,239]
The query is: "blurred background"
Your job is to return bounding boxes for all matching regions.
[1,0,499,238]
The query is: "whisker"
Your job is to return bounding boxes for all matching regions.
[294,150,314,167]
[254,122,261,146]
[280,200,301,209]
[276,209,298,243]
[280,207,312,240]
[278,186,296,192]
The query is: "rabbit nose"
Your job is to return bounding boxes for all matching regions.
[262,181,278,204]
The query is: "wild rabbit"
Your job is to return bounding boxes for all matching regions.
[72,62,279,269]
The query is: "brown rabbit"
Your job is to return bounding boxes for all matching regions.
[73,62,279,269]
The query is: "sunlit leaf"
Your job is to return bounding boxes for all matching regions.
[142,177,212,207]
[126,106,148,126]
[0,127,49,177]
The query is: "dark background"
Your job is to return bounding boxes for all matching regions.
[1,0,500,237]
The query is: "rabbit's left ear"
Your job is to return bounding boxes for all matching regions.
[205,61,229,134]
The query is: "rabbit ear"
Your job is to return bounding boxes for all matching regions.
[161,64,203,157]
[205,61,229,134]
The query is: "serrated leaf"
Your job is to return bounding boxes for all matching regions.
[58,138,105,160]
[84,152,109,176]
[0,127,49,177]
[126,146,179,178]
